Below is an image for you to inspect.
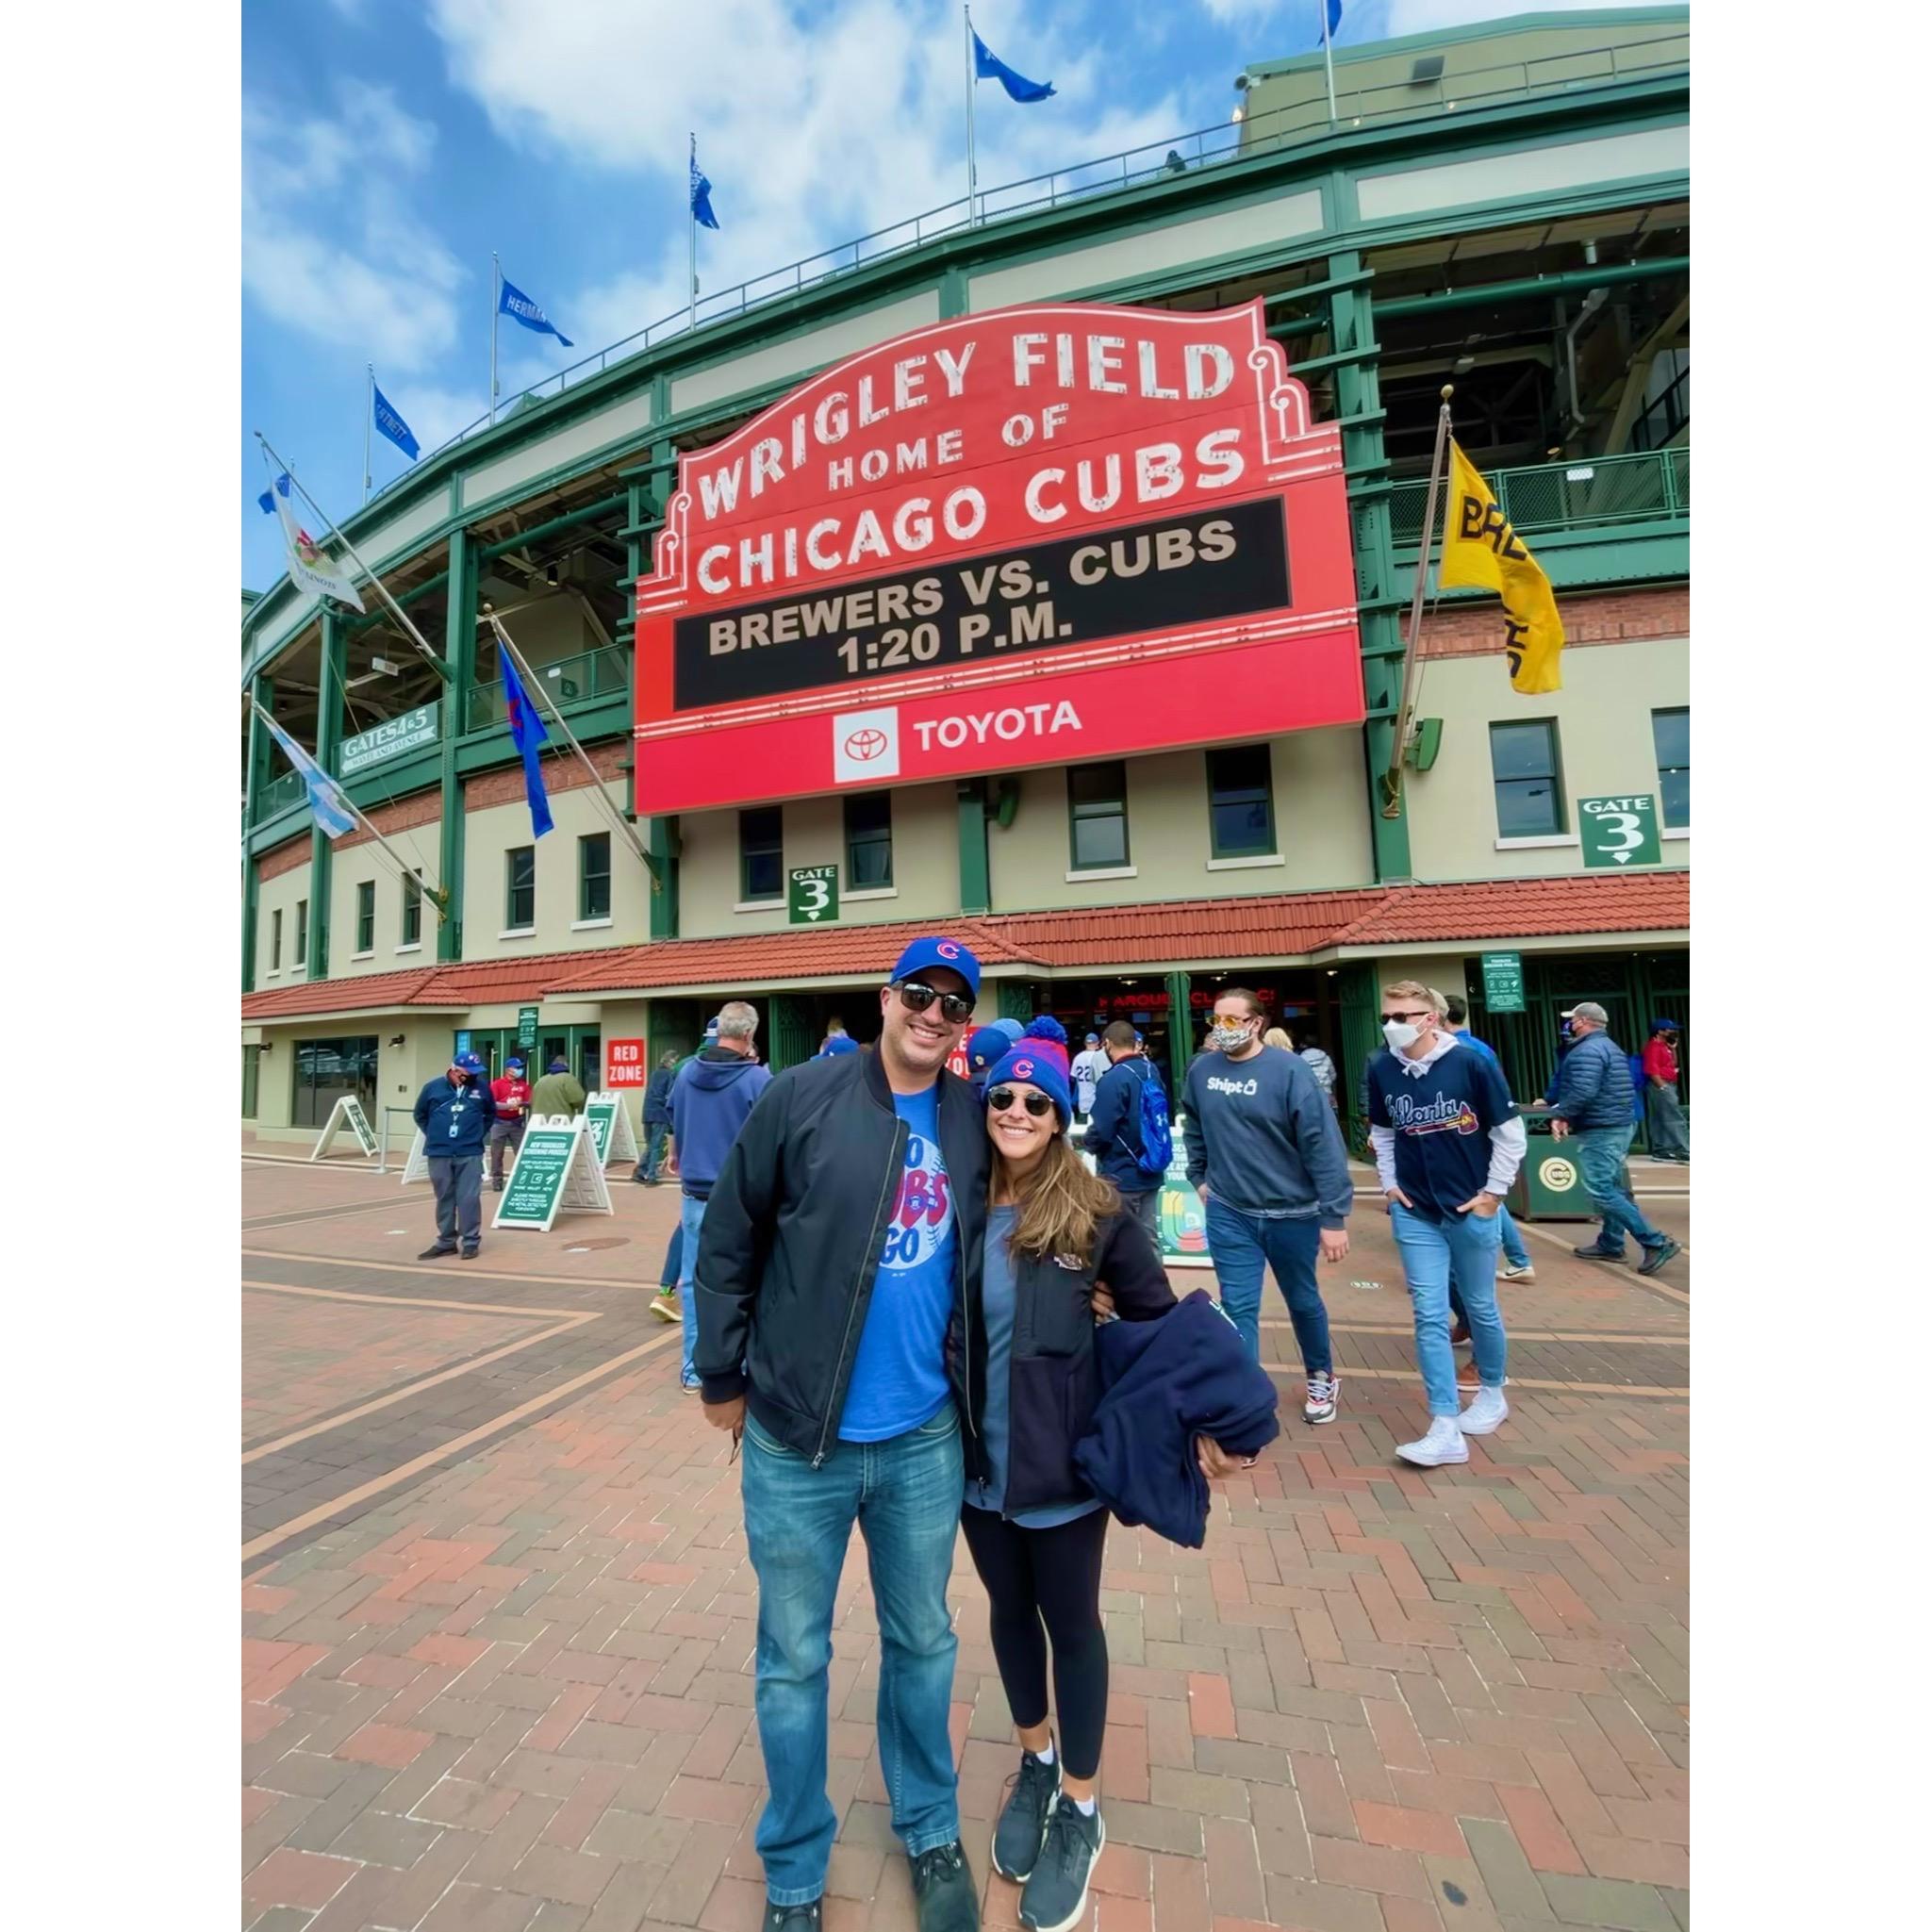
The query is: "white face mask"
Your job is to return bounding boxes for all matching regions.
[1208,1021,1251,1053]
[1382,1019,1423,1052]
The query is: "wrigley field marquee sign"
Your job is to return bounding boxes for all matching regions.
[634,300,1363,813]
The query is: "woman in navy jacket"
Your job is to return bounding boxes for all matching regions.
[951,1042,1241,1932]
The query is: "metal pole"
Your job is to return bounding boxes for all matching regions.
[1381,387,1454,818]
[1320,2,1339,124]
[689,133,699,333]
[965,6,978,226]
[484,607,662,882]
[489,253,500,426]
[363,364,373,504]
[254,434,450,683]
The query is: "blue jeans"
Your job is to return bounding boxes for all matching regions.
[1574,1126,1668,1253]
[634,1121,669,1181]
[659,1220,684,1291]
[1390,1202,1507,1417]
[1206,1197,1332,1376]
[741,1405,964,1905]
[677,1192,706,1385]
[1495,1202,1531,1271]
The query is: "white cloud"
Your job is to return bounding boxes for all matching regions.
[425,0,1193,363]
[242,80,465,372]
[1388,0,1674,28]
[1199,0,1291,21]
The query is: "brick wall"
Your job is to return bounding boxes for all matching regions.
[463,737,628,810]
[1420,586,1688,660]
[258,836,310,883]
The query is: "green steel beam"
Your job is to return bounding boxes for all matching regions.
[307,618,345,981]
[478,491,630,562]
[242,672,272,993]
[957,780,991,916]
[648,815,681,940]
[438,528,474,961]
[1374,256,1689,320]
[1164,971,1193,1100]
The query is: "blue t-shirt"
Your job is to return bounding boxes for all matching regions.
[1367,1043,1518,1221]
[839,1086,959,1442]
[964,1207,1104,1529]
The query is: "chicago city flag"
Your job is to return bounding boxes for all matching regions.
[259,711,356,839]
[1439,439,1564,695]
[257,470,366,612]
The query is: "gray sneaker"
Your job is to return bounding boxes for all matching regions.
[992,1748,1061,1880]
[1019,1797,1103,1932]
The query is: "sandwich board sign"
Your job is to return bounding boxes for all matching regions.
[583,1091,640,1166]
[400,1129,431,1185]
[311,1094,380,1162]
[493,1115,615,1231]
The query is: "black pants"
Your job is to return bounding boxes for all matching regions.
[959,1503,1111,1780]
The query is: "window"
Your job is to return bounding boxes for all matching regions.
[844,792,893,889]
[355,880,375,953]
[292,1035,378,1129]
[1489,720,1564,837]
[1206,744,1276,858]
[740,806,783,901]
[294,898,308,967]
[1652,707,1690,828]
[270,908,282,972]
[1067,761,1130,870]
[579,833,612,920]
[505,846,536,930]
[401,870,422,947]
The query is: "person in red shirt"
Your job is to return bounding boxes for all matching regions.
[487,1056,533,1190]
[1641,1020,1689,1163]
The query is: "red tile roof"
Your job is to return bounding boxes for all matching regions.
[242,874,1688,1020]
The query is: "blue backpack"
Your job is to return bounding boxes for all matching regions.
[1132,1062,1174,1181]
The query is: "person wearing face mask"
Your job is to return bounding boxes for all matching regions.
[1642,1019,1690,1162]
[1181,990,1353,1423]
[411,1050,497,1261]
[1366,982,1526,1467]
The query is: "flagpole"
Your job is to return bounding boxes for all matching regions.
[256,435,451,685]
[964,5,979,227]
[484,606,662,883]
[489,252,500,426]
[363,364,373,504]
[1380,385,1454,819]
[1320,2,1339,124]
[688,133,699,333]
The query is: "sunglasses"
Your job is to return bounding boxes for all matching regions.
[1380,1010,1432,1025]
[987,1087,1056,1117]
[897,981,974,1025]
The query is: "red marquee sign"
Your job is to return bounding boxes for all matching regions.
[635,300,1362,814]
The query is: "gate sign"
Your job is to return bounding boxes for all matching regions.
[1578,794,1663,869]
[1481,951,1527,1015]
[636,300,1362,813]
[789,864,840,925]
[605,1037,647,1088]
[339,702,438,776]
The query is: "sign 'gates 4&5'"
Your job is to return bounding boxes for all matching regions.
[634,300,1362,814]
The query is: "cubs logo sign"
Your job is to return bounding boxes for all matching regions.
[635,299,1362,813]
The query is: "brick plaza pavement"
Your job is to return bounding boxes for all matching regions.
[241,1148,1690,1932]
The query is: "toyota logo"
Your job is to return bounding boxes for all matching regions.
[843,727,889,762]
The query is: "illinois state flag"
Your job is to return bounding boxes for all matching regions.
[259,470,366,612]
[1439,440,1564,695]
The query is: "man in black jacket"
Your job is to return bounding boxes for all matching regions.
[632,1049,679,1187]
[697,936,988,1932]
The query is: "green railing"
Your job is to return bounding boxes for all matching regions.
[466,645,631,734]
[1387,446,1689,548]
[253,768,307,824]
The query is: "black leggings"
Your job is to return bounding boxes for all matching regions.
[959,1504,1111,1780]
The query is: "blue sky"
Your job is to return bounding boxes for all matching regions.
[241,0,1671,593]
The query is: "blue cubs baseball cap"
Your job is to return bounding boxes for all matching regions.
[454,1051,487,1073]
[505,1057,524,1072]
[1650,1017,1681,1032]
[966,1024,1010,1072]
[889,934,982,999]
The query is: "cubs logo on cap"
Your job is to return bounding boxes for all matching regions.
[889,934,983,998]
[1013,1058,1035,1078]
[936,941,961,960]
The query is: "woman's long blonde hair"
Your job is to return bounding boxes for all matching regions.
[1263,1026,1294,1052]
[994,1132,1120,1262]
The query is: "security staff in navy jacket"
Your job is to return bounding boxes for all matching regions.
[412,1052,496,1259]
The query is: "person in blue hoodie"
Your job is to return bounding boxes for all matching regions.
[1082,1020,1164,1238]
[669,1000,773,1390]
[412,1050,497,1260]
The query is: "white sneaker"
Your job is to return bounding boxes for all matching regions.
[1303,1371,1340,1425]
[1500,1263,1537,1282]
[1460,1383,1510,1436]
[1395,1416,1467,1466]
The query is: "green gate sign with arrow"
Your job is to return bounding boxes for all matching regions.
[788,865,840,925]
[1578,794,1662,869]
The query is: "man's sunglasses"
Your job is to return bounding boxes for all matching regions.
[987,1087,1056,1117]
[1380,1009,1432,1024]
[897,981,974,1025]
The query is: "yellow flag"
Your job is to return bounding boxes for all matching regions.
[1438,439,1564,694]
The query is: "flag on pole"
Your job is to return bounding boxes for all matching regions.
[372,381,420,460]
[689,135,720,230]
[259,710,357,839]
[497,275,574,347]
[972,26,1054,102]
[501,650,554,837]
[1439,440,1566,695]
[257,469,367,612]
[1316,0,1344,47]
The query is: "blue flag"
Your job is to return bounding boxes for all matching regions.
[372,381,420,460]
[690,134,720,230]
[501,650,554,838]
[972,27,1054,103]
[1316,0,1343,45]
[259,710,356,839]
[498,275,574,348]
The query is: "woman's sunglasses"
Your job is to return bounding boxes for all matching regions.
[987,1087,1056,1117]
[897,981,975,1024]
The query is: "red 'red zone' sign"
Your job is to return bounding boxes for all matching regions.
[635,300,1362,813]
